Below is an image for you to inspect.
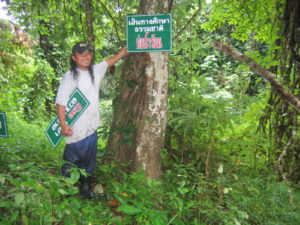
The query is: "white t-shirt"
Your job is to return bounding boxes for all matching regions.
[55,60,108,144]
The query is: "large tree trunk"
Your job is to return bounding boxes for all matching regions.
[107,0,169,180]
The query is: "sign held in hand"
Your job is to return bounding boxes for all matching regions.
[45,88,90,148]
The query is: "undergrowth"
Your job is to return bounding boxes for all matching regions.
[0,115,300,224]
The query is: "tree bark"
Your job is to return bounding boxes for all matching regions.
[37,0,56,116]
[85,0,95,51]
[212,42,300,112]
[107,0,169,180]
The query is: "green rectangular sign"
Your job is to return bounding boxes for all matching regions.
[0,112,8,137]
[126,14,172,52]
[45,88,90,148]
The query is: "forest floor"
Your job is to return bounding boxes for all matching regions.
[1,114,300,225]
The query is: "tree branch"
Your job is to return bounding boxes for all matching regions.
[96,0,122,46]
[168,0,174,12]
[212,42,300,112]
[173,8,201,41]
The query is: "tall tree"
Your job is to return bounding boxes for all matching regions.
[107,0,169,179]
[84,0,95,50]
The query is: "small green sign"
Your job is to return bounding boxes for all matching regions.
[45,88,90,148]
[0,112,8,137]
[127,14,172,52]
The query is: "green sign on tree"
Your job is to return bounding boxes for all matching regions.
[45,88,90,148]
[0,112,8,137]
[126,14,172,52]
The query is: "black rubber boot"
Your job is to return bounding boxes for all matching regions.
[79,175,95,199]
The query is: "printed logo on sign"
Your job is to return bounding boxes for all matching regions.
[45,88,90,148]
[66,97,77,112]
[68,103,83,119]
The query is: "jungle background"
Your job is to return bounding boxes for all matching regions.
[1,0,300,224]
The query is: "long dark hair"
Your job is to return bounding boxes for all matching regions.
[70,56,94,84]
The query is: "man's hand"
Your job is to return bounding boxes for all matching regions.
[61,124,73,136]
[105,47,128,67]
[119,47,128,58]
[56,104,73,137]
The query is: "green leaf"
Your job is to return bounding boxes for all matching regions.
[233,218,241,225]
[218,164,223,174]
[70,170,80,184]
[58,188,67,195]
[150,211,168,225]
[117,205,142,215]
[58,187,78,196]
[0,201,14,208]
[15,192,25,206]
[178,187,189,195]
[223,187,229,194]
[11,211,19,222]
[0,174,6,184]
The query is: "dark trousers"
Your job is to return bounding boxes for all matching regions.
[61,132,97,177]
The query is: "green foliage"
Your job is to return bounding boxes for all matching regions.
[162,159,300,225]
[167,0,274,176]
[0,163,81,225]
[1,114,300,224]
[168,43,267,173]
[1,0,300,224]
[0,112,63,167]
[201,0,285,71]
[202,0,284,44]
[107,170,169,225]
[0,20,57,119]
[6,0,139,56]
[227,172,300,225]
[0,115,108,225]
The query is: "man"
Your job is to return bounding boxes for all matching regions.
[55,42,127,198]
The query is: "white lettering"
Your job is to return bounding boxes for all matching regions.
[129,16,170,27]
[52,122,59,131]
[134,26,164,33]
[68,97,77,109]
[55,127,61,136]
